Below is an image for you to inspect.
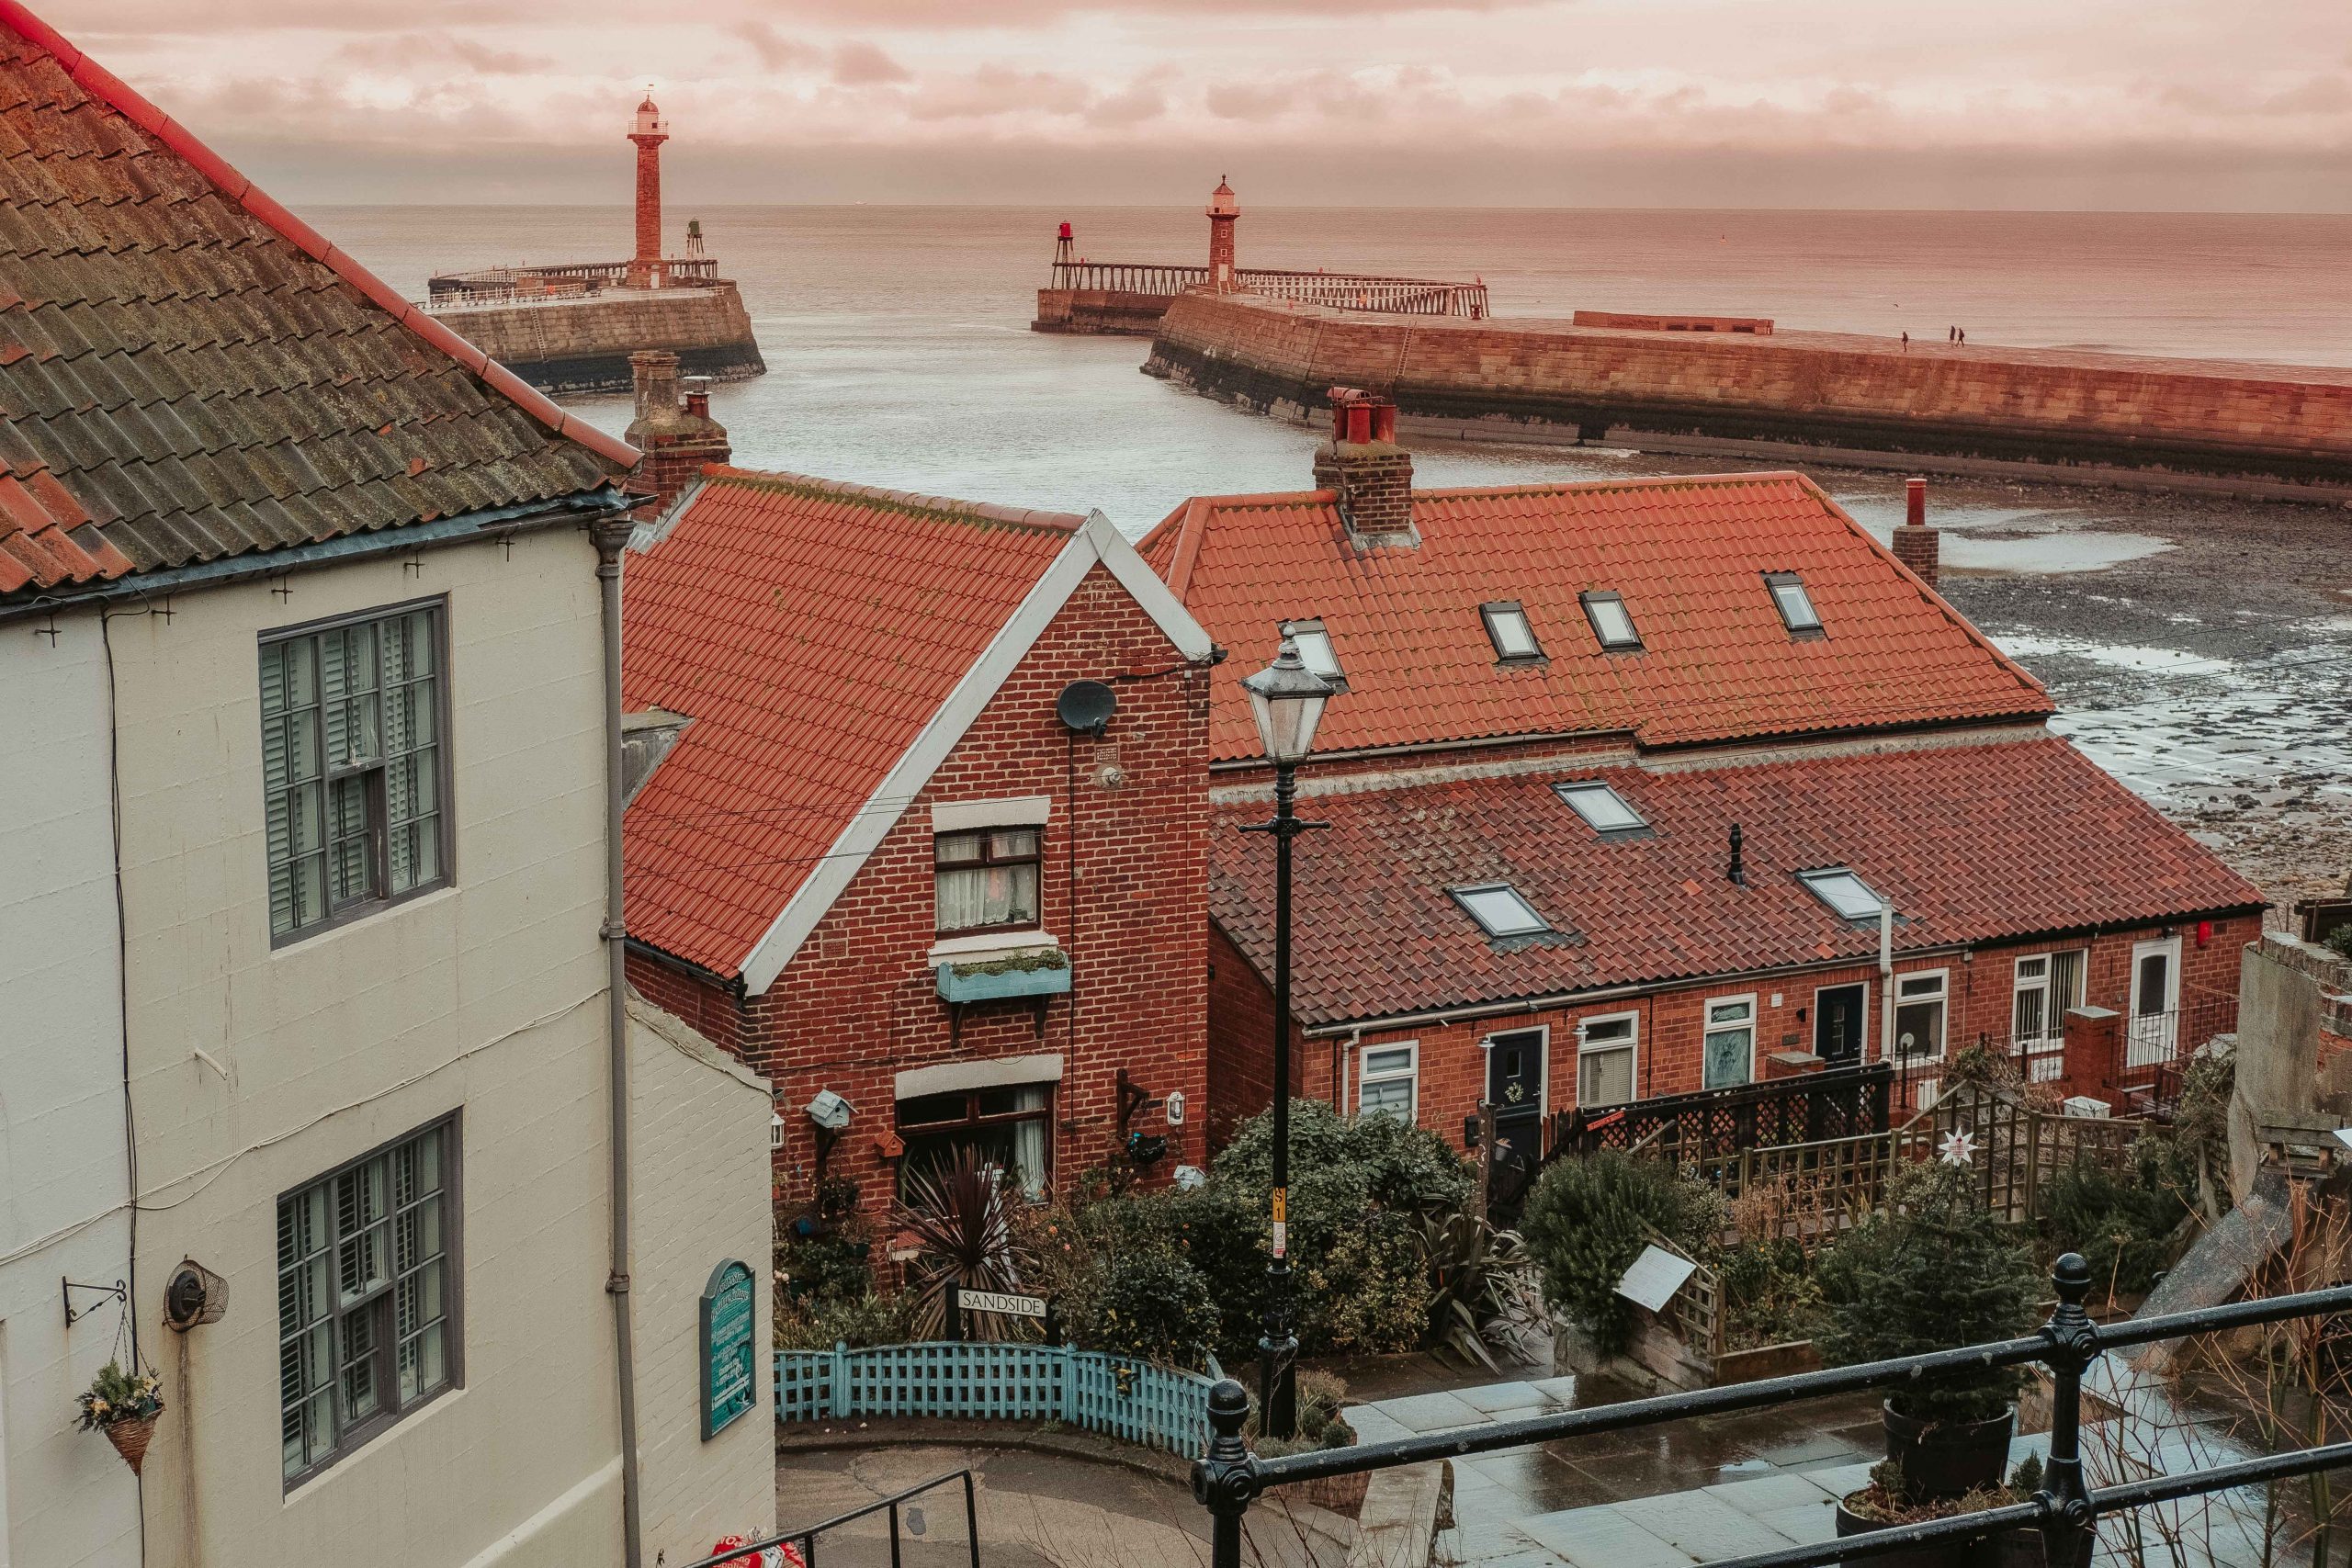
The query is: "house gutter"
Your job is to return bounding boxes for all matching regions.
[592,512,646,1568]
[0,489,633,626]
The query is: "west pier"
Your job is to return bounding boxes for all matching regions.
[424,96,765,396]
[1144,290,2352,502]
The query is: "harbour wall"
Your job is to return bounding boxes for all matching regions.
[1144,293,2352,502]
[435,281,764,395]
[1034,287,1170,336]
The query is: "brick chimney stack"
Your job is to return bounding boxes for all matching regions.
[1207,177,1239,291]
[1892,476,1939,586]
[627,349,730,513]
[627,92,670,289]
[1313,387,1417,547]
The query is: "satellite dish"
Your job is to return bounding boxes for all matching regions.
[1056,680,1117,739]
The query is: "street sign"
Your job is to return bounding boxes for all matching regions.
[957,1288,1049,1320]
[700,1259,757,1438]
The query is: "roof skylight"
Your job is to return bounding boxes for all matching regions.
[1452,883,1550,938]
[1764,572,1824,637]
[1481,601,1544,662]
[1580,591,1641,651]
[1282,620,1345,685]
[1555,782,1648,834]
[1799,868,1886,920]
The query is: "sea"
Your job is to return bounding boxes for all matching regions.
[318,205,2352,908]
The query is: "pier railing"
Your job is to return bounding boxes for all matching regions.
[1047,260,1487,318]
[424,255,721,308]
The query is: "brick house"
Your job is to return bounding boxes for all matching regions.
[621,469,1217,1216]
[1141,393,2267,1164]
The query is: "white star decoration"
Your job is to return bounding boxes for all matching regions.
[1939,1129,1978,1168]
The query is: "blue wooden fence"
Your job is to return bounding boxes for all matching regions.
[775,1342,1215,1455]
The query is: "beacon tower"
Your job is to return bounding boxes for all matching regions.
[1208,176,1238,291]
[628,93,669,288]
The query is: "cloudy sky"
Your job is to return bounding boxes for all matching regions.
[45,0,2352,209]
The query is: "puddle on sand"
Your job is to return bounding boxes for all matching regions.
[1845,500,2174,575]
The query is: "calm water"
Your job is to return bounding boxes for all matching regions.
[320,205,2352,533]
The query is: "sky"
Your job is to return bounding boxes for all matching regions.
[43,0,2352,209]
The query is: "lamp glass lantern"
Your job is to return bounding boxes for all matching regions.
[1241,638,1335,763]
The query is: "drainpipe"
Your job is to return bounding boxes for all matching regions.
[593,513,645,1568]
[1879,903,1896,1068]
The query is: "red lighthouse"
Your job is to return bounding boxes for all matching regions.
[628,91,670,288]
[1207,175,1238,291]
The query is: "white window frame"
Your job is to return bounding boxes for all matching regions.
[1555,781,1648,835]
[1452,882,1549,939]
[1579,590,1642,651]
[1894,967,1951,1065]
[1702,993,1758,1090]
[1356,1040,1419,1123]
[1576,1010,1640,1109]
[1764,570,1825,637]
[1280,619,1346,687]
[2010,950,2086,1056]
[2128,936,2183,1067]
[1799,867,1885,921]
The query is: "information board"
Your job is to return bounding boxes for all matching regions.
[701,1259,758,1439]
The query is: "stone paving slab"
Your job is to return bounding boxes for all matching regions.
[1617,1488,1804,1559]
[1513,1506,1699,1568]
[1457,1382,1552,1415]
[1372,1390,1489,1434]
[1700,1471,1844,1513]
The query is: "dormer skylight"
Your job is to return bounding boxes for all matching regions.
[1282,619,1345,687]
[1764,572,1824,637]
[1579,591,1641,651]
[1481,601,1544,662]
[1555,782,1647,835]
[1800,867,1885,920]
[1452,883,1550,938]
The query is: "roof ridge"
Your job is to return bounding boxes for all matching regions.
[1190,469,1812,513]
[702,466,1086,533]
[0,2,638,475]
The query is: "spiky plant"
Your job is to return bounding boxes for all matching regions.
[893,1147,1035,1340]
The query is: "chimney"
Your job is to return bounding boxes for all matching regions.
[1891,476,1939,587]
[1313,387,1417,547]
[627,351,730,514]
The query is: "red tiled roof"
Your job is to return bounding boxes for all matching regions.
[0,4,633,602]
[622,469,1088,979]
[1209,735,2266,1028]
[1140,472,2051,761]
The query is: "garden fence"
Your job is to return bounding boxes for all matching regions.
[775,1341,1214,1455]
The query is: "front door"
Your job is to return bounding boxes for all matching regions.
[1815,985,1868,1067]
[1486,1029,1546,1173]
[2128,937,2182,1066]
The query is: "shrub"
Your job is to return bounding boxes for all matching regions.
[775,1290,916,1350]
[2039,1136,2194,1299]
[1064,1248,1220,1369]
[1244,1369,1358,1457]
[1519,1150,1726,1353]
[1716,1235,1825,1350]
[1816,1161,2041,1425]
[1306,1211,1430,1356]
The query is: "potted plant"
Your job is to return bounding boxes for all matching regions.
[1817,1159,2041,1501]
[76,1359,164,1474]
[1834,1455,2047,1568]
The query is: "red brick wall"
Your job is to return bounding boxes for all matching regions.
[1213,913,2263,1150]
[1205,922,1294,1148]
[630,564,1213,1219]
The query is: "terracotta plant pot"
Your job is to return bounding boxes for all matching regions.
[1883,1399,2016,1500]
[104,1415,158,1475]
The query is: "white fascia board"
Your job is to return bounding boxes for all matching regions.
[1082,511,1215,661]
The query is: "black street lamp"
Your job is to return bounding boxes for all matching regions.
[1238,637,1336,1439]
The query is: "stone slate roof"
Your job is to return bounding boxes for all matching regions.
[1139,471,2052,761]
[1208,733,2268,1029]
[0,4,635,604]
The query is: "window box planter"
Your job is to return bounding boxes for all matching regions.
[935,951,1070,1004]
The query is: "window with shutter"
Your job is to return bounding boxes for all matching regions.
[262,602,450,942]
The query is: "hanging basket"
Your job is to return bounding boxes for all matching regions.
[104,1415,159,1474]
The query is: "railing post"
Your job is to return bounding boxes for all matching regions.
[2038,1253,2100,1568]
[1192,1380,1259,1568]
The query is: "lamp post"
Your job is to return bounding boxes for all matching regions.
[1238,637,1335,1439]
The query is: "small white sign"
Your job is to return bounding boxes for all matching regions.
[958,1289,1049,1320]
[1614,1245,1699,1314]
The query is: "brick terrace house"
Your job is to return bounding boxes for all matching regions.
[621,468,1217,1216]
[1141,393,2267,1165]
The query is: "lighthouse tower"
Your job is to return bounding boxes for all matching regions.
[1207,176,1238,291]
[628,92,670,288]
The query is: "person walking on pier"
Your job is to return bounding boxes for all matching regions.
[1901,332,1909,352]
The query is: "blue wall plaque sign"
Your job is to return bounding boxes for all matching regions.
[700,1259,757,1439]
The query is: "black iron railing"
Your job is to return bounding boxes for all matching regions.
[1192,1255,2352,1568]
[1046,260,1489,317]
[674,1469,978,1568]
